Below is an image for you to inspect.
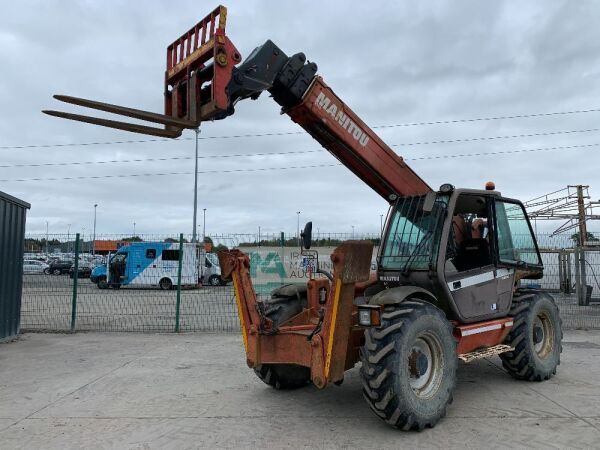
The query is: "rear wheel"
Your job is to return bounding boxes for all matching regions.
[208,275,221,286]
[159,278,173,290]
[360,299,457,431]
[254,364,311,390]
[52,269,62,275]
[500,291,562,381]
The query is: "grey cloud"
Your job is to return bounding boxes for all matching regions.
[1,0,598,237]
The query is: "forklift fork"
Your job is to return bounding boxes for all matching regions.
[43,5,240,138]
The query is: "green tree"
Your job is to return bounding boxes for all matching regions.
[571,231,596,245]
[123,236,143,242]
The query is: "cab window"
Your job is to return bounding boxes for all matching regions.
[494,200,541,266]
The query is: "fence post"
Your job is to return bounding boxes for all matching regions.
[280,231,285,285]
[580,247,589,306]
[574,247,582,305]
[558,251,565,293]
[175,233,184,332]
[566,251,573,294]
[70,233,80,332]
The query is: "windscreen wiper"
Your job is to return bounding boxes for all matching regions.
[400,230,432,276]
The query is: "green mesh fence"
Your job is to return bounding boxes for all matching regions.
[19,232,600,332]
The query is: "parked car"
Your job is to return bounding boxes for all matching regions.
[69,264,93,279]
[23,259,49,274]
[44,259,73,275]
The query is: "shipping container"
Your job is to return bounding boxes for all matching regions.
[0,191,30,341]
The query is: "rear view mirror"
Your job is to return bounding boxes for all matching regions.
[301,222,313,250]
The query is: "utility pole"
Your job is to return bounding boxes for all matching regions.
[577,185,588,247]
[192,128,200,243]
[296,211,301,247]
[92,204,98,255]
[202,208,207,241]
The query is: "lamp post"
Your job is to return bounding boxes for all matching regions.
[67,224,71,253]
[133,221,136,237]
[202,208,206,241]
[92,204,98,255]
[258,225,261,247]
[192,128,200,243]
[45,221,49,255]
[352,225,355,240]
[380,214,384,236]
[296,211,301,247]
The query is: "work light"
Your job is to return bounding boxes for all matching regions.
[357,305,382,327]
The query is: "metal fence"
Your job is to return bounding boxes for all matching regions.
[19,232,600,332]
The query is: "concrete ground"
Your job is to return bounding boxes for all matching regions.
[1,332,599,449]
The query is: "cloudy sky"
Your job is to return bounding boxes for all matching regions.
[1,0,599,240]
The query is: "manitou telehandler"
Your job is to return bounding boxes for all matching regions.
[44,5,562,430]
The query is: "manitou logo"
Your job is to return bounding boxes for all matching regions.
[315,92,370,147]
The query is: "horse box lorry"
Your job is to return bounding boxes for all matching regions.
[91,242,203,290]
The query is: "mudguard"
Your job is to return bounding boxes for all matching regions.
[369,285,437,306]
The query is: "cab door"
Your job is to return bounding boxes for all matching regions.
[492,198,543,285]
[444,194,514,321]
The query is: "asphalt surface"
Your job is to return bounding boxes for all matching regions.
[1,331,599,449]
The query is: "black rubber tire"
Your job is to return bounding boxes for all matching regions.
[208,275,221,286]
[97,277,108,289]
[360,299,457,431]
[159,278,173,290]
[52,269,62,275]
[43,268,51,275]
[500,291,563,381]
[254,364,311,390]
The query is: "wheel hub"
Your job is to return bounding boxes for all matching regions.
[409,350,429,378]
[533,312,555,358]
[407,332,444,399]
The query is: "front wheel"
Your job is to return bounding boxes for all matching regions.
[500,292,563,381]
[97,277,108,289]
[360,299,457,431]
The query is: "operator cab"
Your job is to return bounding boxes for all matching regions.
[377,184,543,323]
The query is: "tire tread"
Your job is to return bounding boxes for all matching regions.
[360,298,457,431]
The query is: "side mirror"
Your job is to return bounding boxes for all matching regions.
[301,222,313,250]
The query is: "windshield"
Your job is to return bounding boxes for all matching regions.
[380,195,447,271]
[206,253,219,266]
